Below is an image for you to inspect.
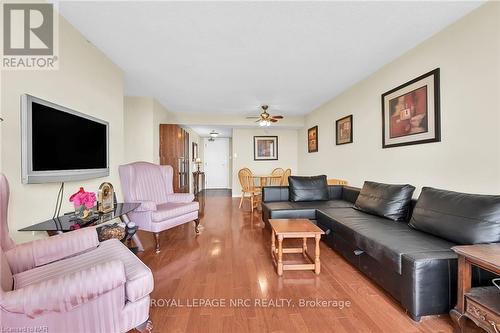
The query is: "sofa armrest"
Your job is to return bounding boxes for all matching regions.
[167,193,194,203]
[5,228,99,274]
[0,260,125,318]
[401,251,458,320]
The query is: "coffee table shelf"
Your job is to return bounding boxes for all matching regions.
[269,219,325,276]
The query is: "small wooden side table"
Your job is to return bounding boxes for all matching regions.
[269,219,325,276]
[193,171,205,194]
[450,244,500,333]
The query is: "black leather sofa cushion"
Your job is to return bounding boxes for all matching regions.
[409,187,500,244]
[354,181,416,222]
[318,208,455,274]
[288,175,329,202]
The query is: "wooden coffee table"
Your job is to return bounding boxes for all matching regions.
[269,219,325,276]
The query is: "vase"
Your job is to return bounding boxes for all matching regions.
[74,205,93,219]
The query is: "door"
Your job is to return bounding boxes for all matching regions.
[159,124,189,193]
[203,138,229,189]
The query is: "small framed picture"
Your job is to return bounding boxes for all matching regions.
[336,115,353,145]
[308,126,318,153]
[192,142,198,161]
[254,136,278,160]
[382,68,440,148]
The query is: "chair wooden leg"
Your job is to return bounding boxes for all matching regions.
[250,194,254,213]
[239,193,244,208]
[154,233,160,254]
[194,218,200,234]
[135,318,153,332]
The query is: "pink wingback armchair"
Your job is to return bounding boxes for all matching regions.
[119,162,200,253]
[0,174,154,333]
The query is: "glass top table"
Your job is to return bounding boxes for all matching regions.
[19,203,140,233]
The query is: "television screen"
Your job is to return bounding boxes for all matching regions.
[32,102,107,171]
[22,95,109,183]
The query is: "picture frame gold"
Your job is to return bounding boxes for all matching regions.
[98,182,114,213]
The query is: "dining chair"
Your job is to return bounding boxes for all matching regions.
[266,168,284,187]
[238,168,261,212]
[327,178,348,185]
[267,175,283,186]
[282,168,292,185]
[271,168,285,176]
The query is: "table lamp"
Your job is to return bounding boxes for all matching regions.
[195,158,202,172]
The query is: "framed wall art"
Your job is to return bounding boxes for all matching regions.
[336,115,353,145]
[382,68,440,148]
[308,126,318,152]
[254,136,278,160]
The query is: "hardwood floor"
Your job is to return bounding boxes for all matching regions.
[136,192,454,333]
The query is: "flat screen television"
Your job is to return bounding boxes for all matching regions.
[21,94,109,184]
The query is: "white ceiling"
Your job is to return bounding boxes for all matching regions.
[188,126,233,138]
[58,1,483,116]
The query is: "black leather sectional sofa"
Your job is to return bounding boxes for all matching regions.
[262,177,499,321]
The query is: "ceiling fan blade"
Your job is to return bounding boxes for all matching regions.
[246,116,260,119]
[270,118,278,122]
[255,119,262,123]
[271,115,284,119]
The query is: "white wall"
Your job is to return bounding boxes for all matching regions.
[1,16,124,243]
[153,100,169,164]
[232,128,298,195]
[124,97,154,163]
[298,2,500,195]
[123,97,171,165]
[123,98,202,194]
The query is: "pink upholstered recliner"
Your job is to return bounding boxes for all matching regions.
[0,173,154,333]
[119,162,200,253]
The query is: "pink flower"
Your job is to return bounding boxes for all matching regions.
[73,197,81,206]
[69,187,96,209]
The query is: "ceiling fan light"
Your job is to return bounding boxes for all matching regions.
[259,120,266,127]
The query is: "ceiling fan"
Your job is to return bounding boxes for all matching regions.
[246,105,284,126]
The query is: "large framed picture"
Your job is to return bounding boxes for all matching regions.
[336,115,353,145]
[382,68,440,148]
[254,136,278,161]
[308,126,318,152]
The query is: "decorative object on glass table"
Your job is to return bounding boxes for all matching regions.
[69,187,96,219]
[98,182,115,213]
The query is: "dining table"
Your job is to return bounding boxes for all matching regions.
[251,174,283,188]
